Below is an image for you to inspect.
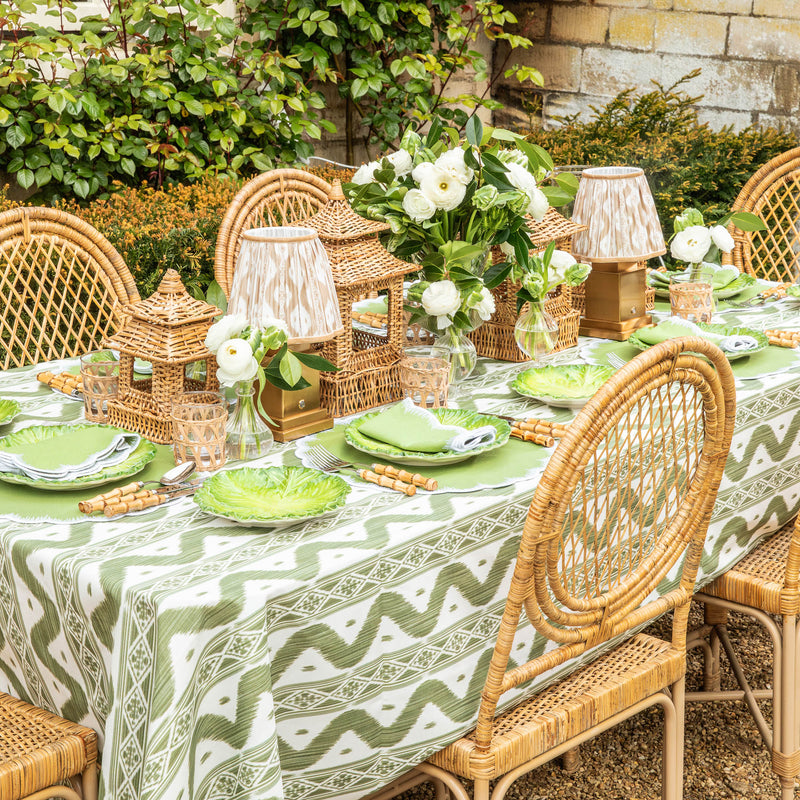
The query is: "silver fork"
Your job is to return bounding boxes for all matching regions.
[306,445,416,496]
[607,353,627,370]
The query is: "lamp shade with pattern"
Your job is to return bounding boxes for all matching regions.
[227,226,344,345]
[570,166,666,340]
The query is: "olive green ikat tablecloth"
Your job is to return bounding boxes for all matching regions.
[2,305,800,800]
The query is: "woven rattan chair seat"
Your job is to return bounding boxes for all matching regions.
[703,521,797,616]
[0,692,97,800]
[427,633,683,780]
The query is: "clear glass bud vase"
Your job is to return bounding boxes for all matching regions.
[431,328,478,385]
[514,301,559,361]
[225,380,274,461]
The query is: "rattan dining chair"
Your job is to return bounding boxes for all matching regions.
[0,206,139,370]
[213,168,332,298]
[0,691,98,800]
[369,336,736,800]
[690,517,800,799]
[726,146,800,283]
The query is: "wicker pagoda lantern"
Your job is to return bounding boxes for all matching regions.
[469,208,586,362]
[305,181,418,417]
[104,269,221,443]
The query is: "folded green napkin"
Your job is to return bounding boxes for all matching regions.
[634,319,758,353]
[357,399,496,453]
[0,426,140,480]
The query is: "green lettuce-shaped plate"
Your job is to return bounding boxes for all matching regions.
[0,424,156,490]
[628,322,768,361]
[0,399,21,426]
[649,270,756,299]
[194,466,351,527]
[511,364,615,409]
[345,408,510,466]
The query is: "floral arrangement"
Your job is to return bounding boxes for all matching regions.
[346,117,574,342]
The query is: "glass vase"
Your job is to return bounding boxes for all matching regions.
[431,328,478,385]
[225,380,274,461]
[514,301,559,361]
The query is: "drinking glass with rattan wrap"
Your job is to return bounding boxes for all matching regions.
[724,146,800,284]
[690,508,800,797]
[399,355,449,409]
[170,391,228,471]
[669,270,715,323]
[0,207,139,370]
[80,352,119,423]
[367,336,736,800]
[0,691,98,800]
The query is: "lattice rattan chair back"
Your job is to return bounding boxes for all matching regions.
[0,207,139,370]
[728,146,800,283]
[472,336,736,747]
[214,169,332,298]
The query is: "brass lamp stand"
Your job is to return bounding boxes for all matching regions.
[571,166,666,341]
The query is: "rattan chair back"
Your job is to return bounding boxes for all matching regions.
[0,206,139,370]
[728,146,800,283]
[473,336,736,748]
[214,168,332,297]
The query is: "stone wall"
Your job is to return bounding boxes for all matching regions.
[493,0,800,135]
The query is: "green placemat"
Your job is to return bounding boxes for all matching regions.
[0,444,176,523]
[298,424,551,493]
[581,338,800,381]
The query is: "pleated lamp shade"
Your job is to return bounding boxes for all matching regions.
[228,226,344,344]
[571,167,666,263]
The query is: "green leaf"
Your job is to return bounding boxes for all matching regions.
[727,211,767,232]
[6,126,25,149]
[34,165,51,186]
[212,80,227,97]
[540,185,574,207]
[554,172,579,195]
[17,169,34,189]
[279,350,303,387]
[47,93,67,114]
[292,350,339,372]
[205,280,228,315]
[465,114,483,147]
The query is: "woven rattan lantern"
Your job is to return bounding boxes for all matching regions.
[305,181,418,417]
[469,208,586,362]
[104,269,221,444]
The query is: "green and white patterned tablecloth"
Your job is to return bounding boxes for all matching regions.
[2,301,800,800]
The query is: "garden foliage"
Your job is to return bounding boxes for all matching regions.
[0,0,537,200]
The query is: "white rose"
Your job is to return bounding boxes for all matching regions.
[505,162,549,220]
[670,225,712,263]
[710,224,735,253]
[352,160,380,185]
[435,148,474,186]
[411,160,435,184]
[215,338,259,385]
[204,313,248,353]
[386,149,413,177]
[402,188,437,223]
[548,249,577,282]
[422,280,461,330]
[474,286,496,321]
[418,165,467,211]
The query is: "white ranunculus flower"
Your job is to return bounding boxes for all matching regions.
[505,162,549,220]
[402,188,437,223]
[386,149,413,177]
[215,338,259,385]
[205,313,248,353]
[435,147,474,186]
[670,225,712,263]
[474,287,496,321]
[498,241,516,258]
[257,316,288,334]
[421,280,461,330]
[548,249,577,282]
[411,160,435,184]
[351,160,381,185]
[418,165,467,211]
[710,224,735,253]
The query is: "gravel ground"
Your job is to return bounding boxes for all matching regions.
[399,606,789,800]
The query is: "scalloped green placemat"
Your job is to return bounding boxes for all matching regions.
[0,443,176,523]
[300,424,551,493]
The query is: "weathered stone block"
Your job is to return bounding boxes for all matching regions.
[543,92,599,127]
[514,43,583,92]
[505,1,549,40]
[609,9,655,50]
[696,107,755,132]
[654,11,727,55]
[774,65,800,113]
[593,0,649,8]
[754,0,800,19]
[581,48,663,97]
[758,113,800,135]
[551,5,609,43]
[675,0,751,12]
[652,0,674,10]
[729,16,800,60]
[660,54,776,111]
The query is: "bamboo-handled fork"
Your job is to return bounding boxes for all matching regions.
[306,446,425,496]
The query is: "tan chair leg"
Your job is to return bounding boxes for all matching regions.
[775,615,799,800]
[669,678,684,800]
[81,763,99,800]
[562,745,582,772]
[705,604,728,692]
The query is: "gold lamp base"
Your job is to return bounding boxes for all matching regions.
[579,259,652,341]
[259,367,333,443]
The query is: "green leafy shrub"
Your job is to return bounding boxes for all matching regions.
[524,73,798,231]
